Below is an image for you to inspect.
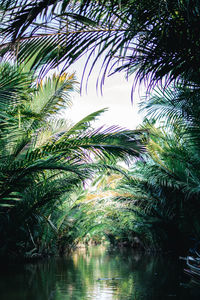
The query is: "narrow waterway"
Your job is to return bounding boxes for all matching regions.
[0,246,200,300]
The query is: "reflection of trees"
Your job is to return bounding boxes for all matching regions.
[1,247,200,300]
[0,257,88,300]
[111,250,200,300]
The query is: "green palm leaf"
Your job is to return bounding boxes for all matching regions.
[1,0,200,87]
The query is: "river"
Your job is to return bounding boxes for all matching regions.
[0,246,200,300]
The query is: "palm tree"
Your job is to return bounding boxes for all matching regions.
[1,0,200,88]
[105,84,200,252]
[0,61,144,257]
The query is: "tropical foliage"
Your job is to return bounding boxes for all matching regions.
[106,84,200,252]
[0,0,200,256]
[0,61,144,258]
[74,84,200,253]
[1,0,200,87]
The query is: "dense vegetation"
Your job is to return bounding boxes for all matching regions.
[0,0,200,257]
[0,62,143,258]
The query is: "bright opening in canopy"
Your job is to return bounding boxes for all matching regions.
[63,60,144,129]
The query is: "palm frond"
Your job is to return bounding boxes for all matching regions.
[1,0,200,88]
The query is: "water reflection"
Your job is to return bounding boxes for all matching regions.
[0,246,200,300]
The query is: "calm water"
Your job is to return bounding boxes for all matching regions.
[0,246,200,300]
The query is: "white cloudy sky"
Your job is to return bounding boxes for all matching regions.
[62,60,145,130]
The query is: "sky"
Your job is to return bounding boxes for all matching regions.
[63,60,144,130]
